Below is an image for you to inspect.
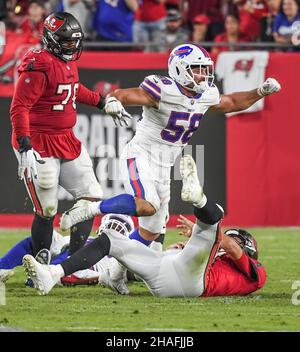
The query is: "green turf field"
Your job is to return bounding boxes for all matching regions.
[0,228,300,332]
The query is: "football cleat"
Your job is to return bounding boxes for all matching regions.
[25,249,51,288]
[180,155,204,204]
[0,269,14,283]
[61,269,100,286]
[22,255,56,295]
[60,199,98,231]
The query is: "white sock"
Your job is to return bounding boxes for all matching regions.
[50,264,65,283]
[193,194,207,208]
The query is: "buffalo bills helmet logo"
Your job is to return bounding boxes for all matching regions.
[169,45,193,64]
[174,46,193,58]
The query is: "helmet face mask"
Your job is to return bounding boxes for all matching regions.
[97,214,134,238]
[168,44,214,94]
[43,12,84,62]
[225,229,258,259]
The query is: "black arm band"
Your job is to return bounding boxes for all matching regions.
[96,95,106,110]
[17,136,32,153]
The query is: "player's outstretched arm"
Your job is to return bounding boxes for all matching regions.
[210,78,281,114]
[108,87,158,108]
[104,87,158,127]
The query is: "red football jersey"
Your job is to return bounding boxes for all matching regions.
[203,252,267,297]
[10,48,100,159]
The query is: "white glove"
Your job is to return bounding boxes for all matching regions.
[104,97,132,127]
[18,149,45,181]
[257,78,281,97]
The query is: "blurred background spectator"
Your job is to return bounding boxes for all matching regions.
[192,14,210,43]
[260,0,281,41]
[273,0,300,50]
[162,7,190,50]
[236,0,269,41]
[212,13,251,54]
[93,0,139,49]
[185,0,224,39]
[56,0,94,37]
[0,0,299,53]
[134,0,167,52]
[20,0,45,44]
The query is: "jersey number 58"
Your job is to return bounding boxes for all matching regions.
[161,111,203,144]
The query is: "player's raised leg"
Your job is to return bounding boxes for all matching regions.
[170,155,223,296]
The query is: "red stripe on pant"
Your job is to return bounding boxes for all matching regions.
[24,172,44,216]
[203,223,222,291]
[128,158,143,198]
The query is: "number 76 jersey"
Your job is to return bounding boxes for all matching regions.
[136,75,221,166]
[17,48,79,131]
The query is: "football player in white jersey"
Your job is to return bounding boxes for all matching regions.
[58,44,280,290]
[60,44,281,240]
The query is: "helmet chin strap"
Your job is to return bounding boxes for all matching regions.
[62,53,74,61]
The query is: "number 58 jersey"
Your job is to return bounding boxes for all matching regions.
[135,75,221,167]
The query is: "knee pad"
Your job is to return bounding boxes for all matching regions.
[37,166,58,190]
[41,202,58,218]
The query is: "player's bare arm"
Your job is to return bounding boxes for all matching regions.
[109,87,158,108]
[210,78,281,113]
[104,87,158,126]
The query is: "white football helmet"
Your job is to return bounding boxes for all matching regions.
[168,44,214,94]
[98,214,134,237]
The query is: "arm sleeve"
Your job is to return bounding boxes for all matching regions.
[10,71,47,139]
[76,83,103,107]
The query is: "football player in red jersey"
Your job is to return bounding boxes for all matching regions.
[23,155,266,297]
[10,12,131,257]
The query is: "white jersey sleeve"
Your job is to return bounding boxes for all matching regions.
[140,75,162,102]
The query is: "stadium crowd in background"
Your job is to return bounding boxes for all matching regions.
[0,0,300,54]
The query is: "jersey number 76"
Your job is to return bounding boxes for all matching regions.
[53,83,79,111]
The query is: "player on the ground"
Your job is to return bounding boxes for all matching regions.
[0,214,135,288]
[10,12,131,258]
[59,43,279,291]
[23,155,267,297]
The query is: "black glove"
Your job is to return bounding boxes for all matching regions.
[96,95,106,110]
[17,136,32,153]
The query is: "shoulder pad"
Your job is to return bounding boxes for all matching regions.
[18,49,52,74]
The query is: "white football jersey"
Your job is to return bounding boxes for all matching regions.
[128,75,220,167]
